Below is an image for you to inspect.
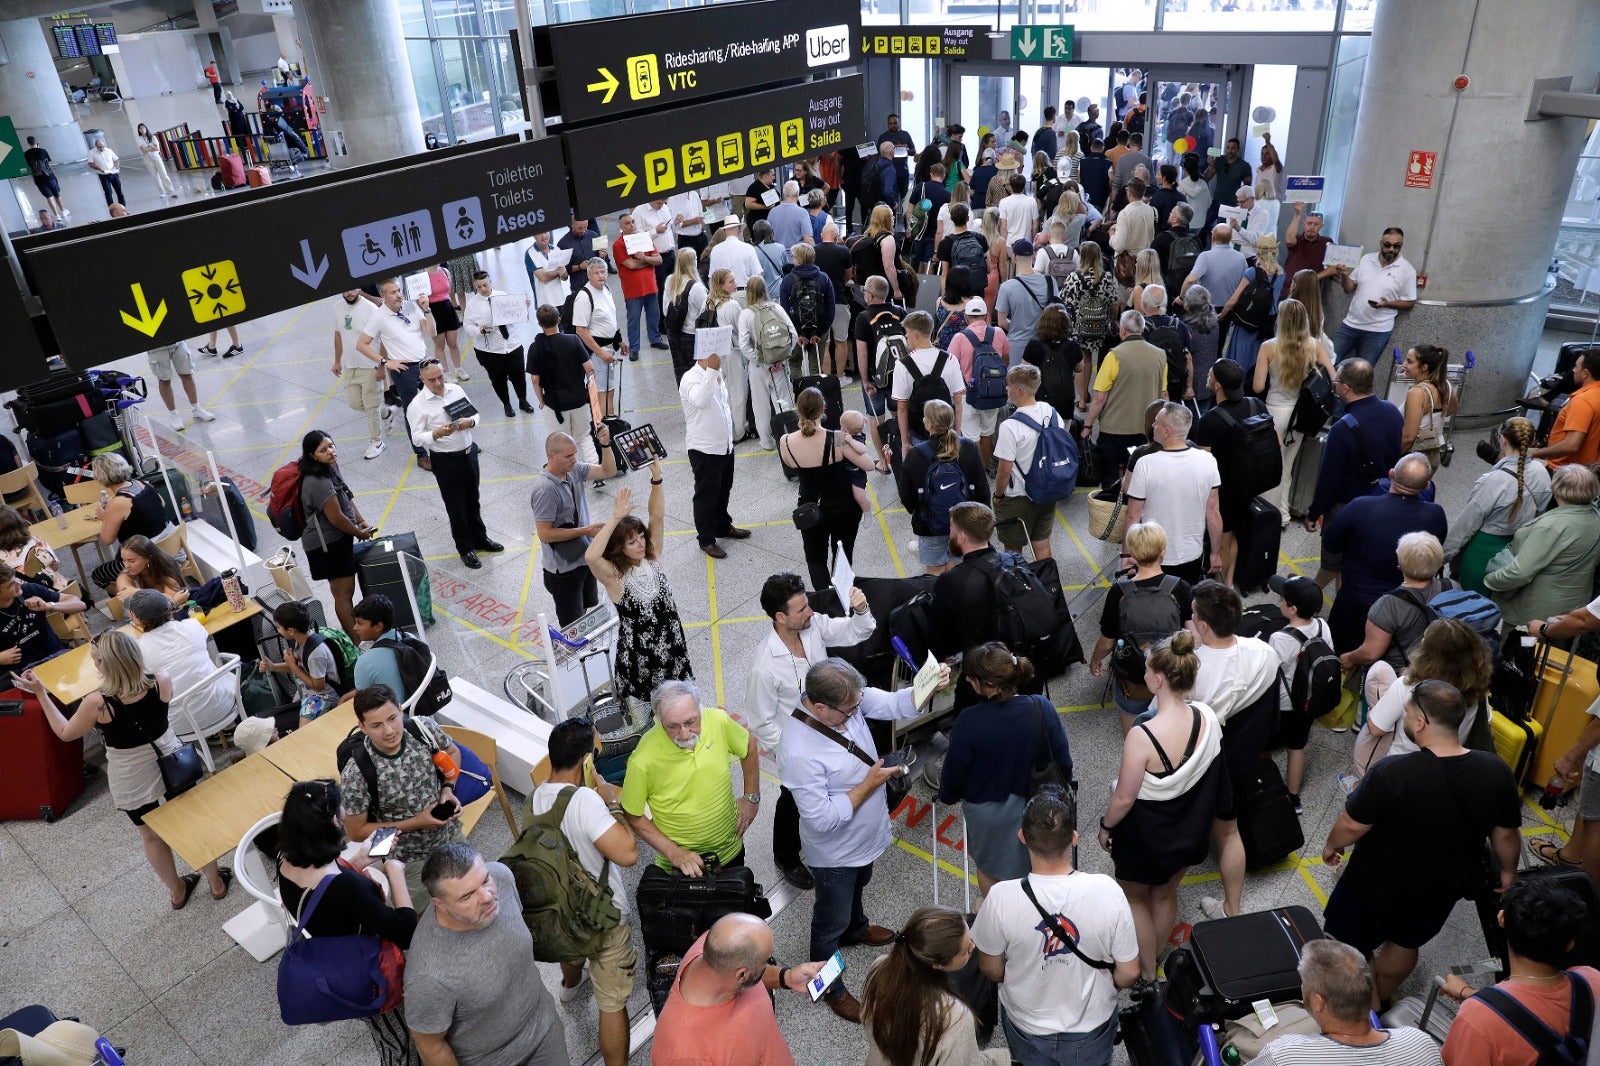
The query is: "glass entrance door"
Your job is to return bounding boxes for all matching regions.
[953,64,1046,156]
[1110,66,1240,168]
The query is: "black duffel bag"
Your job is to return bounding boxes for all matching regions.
[636,857,772,958]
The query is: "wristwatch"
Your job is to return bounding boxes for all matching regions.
[741,792,761,804]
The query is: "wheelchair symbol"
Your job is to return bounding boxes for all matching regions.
[360,233,384,266]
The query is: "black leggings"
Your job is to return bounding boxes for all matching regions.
[800,504,863,591]
[475,346,528,409]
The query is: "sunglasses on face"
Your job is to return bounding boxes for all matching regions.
[1380,241,1402,250]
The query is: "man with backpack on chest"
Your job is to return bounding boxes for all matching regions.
[890,311,967,461]
[1306,359,1405,579]
[1190,359,1281,587]
[855,277,908,421]
[993,365,1076,562]
[947,298,1012,466]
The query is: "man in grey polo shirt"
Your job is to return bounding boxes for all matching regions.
[1180,225,1248,312]
[531,429,616,626]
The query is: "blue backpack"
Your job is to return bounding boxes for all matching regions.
[963,327,1009,411]
[1011,408,1079,503]
[916,442,969,534]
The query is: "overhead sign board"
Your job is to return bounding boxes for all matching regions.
[20,137,568,364]
[546,0,858,126]
[0,117,32,181]
[859,26,980,59]
[0,267,50,392]
[1009,25,1073,63]
[563,75,865,219]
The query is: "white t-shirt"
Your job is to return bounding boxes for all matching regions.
[971,872,1138,1037]
[571,283,619,344]
[333,296,376,354]
[359,302,429,364]
[1368,676,1484,762]
[995,401,1058,498]
[524,244,570,310]
[890,345,968,405]
[1125,447,1220,566]
[1342,252,1418,332]
[666,191,705,237]
[528,782,630,916]
[998,193,1039,244]
[1268,618,1332,711]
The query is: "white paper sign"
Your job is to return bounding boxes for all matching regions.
[831,543,855,600]
[894,146,909,159]
[855,142,876,159]
[913,651,942,709]
[623,231,654,256]
[759,188,780,207]
[1283,175,1325,203]
[693,325,732,361]
[1217,205,1248,227]
[1251,122,1271,136]
[1325,244,1364,270]
[591,235,607,252]
[490,294,528,325]
[404,272,430,301]
[542,246,572,270]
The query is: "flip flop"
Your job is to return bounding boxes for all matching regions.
[211,866,234,901]
[1528,838,1581,867]
[172,872,201,910]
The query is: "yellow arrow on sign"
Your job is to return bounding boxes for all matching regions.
[587,67,619,104]
[606,163,636,199]
[119,283,167,337]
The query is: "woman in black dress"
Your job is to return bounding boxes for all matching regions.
[89,452,177,589]
[780,387,880,590]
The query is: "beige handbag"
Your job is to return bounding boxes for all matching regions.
[265,545,313,600]
[1087,486,1128,543]
[1212,1002,1321,1062]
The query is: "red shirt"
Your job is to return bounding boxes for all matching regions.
[1281,233,1329,278]
[651,933,794,1066]
[613,234,658,301]
[1442,967,1600,1066]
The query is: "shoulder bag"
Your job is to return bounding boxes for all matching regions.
[790,707,908,809]
[1027,695,1071,796]
[1019,876,1114,970]
[277,874,405,1025]
[133,689,205,799]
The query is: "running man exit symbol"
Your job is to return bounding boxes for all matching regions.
[182,260,244,323]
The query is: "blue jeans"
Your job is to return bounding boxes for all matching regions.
[809,862,874,998]
[1002,1010,1118,1066]
[1331,322,1392,366]
[625,293,662,352]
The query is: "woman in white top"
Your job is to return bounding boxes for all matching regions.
[126,588,237,735]
[1177,154,1212,237]
[863,907,1008,1066]
[661,248,708,383]
[1397,344,1458,472]
[1253,299,1333,522]
[736,275,797,451]
[1256,140,1286,202]
[1124,248,1162,313]
[134,123,178,199]
[1057,129,1083,185]
[933,181,971,250]
[1357,619,1492,774]
[461,270,533,417]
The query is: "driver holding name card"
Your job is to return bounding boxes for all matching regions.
[406,358,505,570]
[461,270,535,419]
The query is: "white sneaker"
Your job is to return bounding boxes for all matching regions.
[558,966,589,1004]
[455,367,470,382]
[363,439,385,460]
[190,406,216,422]
[169,412,187,433]
[60,209,71,218]
[1199,896,1228,921]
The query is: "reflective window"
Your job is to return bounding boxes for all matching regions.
[1555,123,1600,311]
[1316,34,1368,240]
[1342,0,1379,33]
[1243,63,1295,204]
[1161,0,1336,33]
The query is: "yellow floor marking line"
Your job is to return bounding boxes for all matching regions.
[375,458,416,531]
[866,480,906,578]
[707,554,725,707]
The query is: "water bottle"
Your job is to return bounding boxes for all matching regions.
[187,599,206,625]
[49,499,66,531]
[99,489,110,512]
[220,568,246,612]
[431,748,461,784]
[1221,1046,1243,1066]
[181,497,193,521]
[1540,774,1567,810]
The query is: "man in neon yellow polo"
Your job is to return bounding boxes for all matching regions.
[620,679,762,873]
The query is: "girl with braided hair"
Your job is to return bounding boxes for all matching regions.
[1399,344,1460,470]
[1443,416,1552,593]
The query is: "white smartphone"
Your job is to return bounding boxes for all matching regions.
[369,827,399,858]
[808,951,847,1000]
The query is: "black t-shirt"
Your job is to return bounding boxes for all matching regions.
[1191,396,1261,451]
[1079,155,1112,203]
[814,243,853,302]
[1021,337,1084,411]
[278,866,419,948]
[935,231,989,299]
[528,331,592,412]
[0,581,62,667]
[24,147,52,179]
[853,303,907,366]
[1342,748,1520,906]
[1152,229,1176,276]
[745,180,775,227]
[1150,186,1184,232]
[1099,573,1193,640]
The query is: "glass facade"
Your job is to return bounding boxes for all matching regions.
[402,0,533,145]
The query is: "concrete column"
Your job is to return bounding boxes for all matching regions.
[0,20,85,163]
[1333,0,1600,420]
[296,0,424,166]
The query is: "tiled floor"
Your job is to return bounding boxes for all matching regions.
[0,136,1584,1064]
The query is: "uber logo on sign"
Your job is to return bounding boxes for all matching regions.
[806,24,850,67]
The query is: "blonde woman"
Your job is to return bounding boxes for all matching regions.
[853,204,902,302]
[934,180,972,249]
[1058,129,1083,184]
[1219,233,1285,376]
[20,631,231,908]
[705,267,752,444]
[1043,190,1088,250]
[662,247,708,382]
[735,275,796,450]
[981,207,1009,311]
[1253,298,1333,519]
[1126,248,1162,313]
[1286,267,1333,351]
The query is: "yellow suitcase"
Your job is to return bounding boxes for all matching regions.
[1529,646,1599,790]
[1490,707,1542,784]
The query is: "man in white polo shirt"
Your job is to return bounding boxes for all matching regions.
[1332,226,1417,365]
[357,277,434,465]
[1125,400,1222,585]
[572,258,623,420]
[406,359,503,570]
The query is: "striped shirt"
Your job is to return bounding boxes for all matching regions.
[1255,1029,1443,1066]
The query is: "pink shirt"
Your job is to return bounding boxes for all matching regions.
[427,269,450,303]
[946,323,1011,381]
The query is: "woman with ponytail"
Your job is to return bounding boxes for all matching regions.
[897,399,989,575]
[1097,630,1237,982]
[863,906,1007,1066]
[779,386,879,589]
[1443,416,1552,593]
[1398,344,1459,470]
[938,642,1074,893]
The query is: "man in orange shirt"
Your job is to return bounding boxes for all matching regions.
[1533,349,1600,467]
[652,913,826,1066]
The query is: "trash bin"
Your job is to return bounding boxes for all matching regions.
[82,128,105,151]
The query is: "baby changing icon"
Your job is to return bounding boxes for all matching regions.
[444,197,484,250]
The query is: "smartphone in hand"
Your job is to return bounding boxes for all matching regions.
[808,952,847,1000]
[369,827,399,858]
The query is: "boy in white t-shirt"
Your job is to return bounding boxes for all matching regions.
[527,719,640,1066]
[1265,574,1333,814]
[889,310,968,458]
[993,364,1059,562]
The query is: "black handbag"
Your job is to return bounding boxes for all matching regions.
[136,689,206,799]
[1026,696,1070,796]
[791,501,822,531]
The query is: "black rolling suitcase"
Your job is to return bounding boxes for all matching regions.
[1118,988,1192,1066]
[636,858,772,959]
[199,476,259,550]
[1235,757,1304,868]
[1164,906,1323,1027]
[1234,496,1281,593]
[353,532,433,629]
[1476,865,1600,979]
[771,383,800,482]
[794,341,844,430]
[8,368,107,435]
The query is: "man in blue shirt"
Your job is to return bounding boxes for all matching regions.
[1321,453,1448,653]
[778,657,946,1024]
[1306,359,1405,579]
[351,594,409,700]
[1032,107,1059,162]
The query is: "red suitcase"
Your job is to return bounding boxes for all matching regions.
[246,165,271,188]
[0,688,83,821]
[218,153,246,189]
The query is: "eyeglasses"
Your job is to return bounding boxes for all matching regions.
[1380,241,1403,250]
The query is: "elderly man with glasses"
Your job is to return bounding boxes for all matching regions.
[778,656,949,1024]
[1331,226,1417,365]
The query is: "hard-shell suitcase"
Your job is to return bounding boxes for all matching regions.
[636,859,772,958]
[1528,646,1597,793]
[1381,975,1466,1045]
[1287,426,1326,520]
[0,688,83,820]
[218,153,247,189]
[794,369,844,431]
[1490,707,1541,784]
[198,475,258,551]
[1235,756,1304,868]
[1233,496,1282,594]
[246,164,272,188]
[771,384,800,483]
[1164,905,1324,1027]
[353,532,434,630]
[1477,866,1600,980]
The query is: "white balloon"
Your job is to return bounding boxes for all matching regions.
[1251,105,1277,123]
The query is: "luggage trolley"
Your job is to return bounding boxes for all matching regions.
[90,370,150,472]
[1386,348,1474,467]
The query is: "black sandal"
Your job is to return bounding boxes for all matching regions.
[172,872,201,910]
[211,866,234,901]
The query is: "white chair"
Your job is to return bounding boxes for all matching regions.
[169,652,244,772]
[226,812,292,962]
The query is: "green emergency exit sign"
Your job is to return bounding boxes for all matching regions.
[1009,25,1074,63]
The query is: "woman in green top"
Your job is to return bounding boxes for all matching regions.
[1483,463,1600,627]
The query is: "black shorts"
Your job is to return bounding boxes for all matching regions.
[306,538,356,581]
[33,175,60,198]
[125,799,161,826]
[1323,880,1456,955]
[1219,492,1253,535]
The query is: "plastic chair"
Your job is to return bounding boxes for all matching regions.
[0,462,50,522]
[441,725,520,835]
[229,812,293,961]
[154,525,205,586]
[169,653,245,771]
[45,581,91,648]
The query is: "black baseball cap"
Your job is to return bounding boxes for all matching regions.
[1268,574,1323,618]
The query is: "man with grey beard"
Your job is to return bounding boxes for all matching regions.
[619,679,762,876]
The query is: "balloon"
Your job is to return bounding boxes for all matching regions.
[1251,105,1277,123]
[1174,137,1192,154]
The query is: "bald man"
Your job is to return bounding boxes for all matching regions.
[652,913,827,1066]
[531,428,616,625]
[1180,224,1248,313]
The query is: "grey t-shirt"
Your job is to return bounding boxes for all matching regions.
[292,640,338,701]
[995,274,1052,358]
[300,471,355,552]
[404,863,563,1066]
[529,464,594,574]
[1367,576,1452,672]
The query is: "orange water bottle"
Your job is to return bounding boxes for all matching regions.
[431,748,460,784]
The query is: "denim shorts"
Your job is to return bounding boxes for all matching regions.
[917,534,954,568]
[1001,1009,1118,1066]
[590,351,619,391]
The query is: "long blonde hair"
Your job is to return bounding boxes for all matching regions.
[744,275,770,307]
[981,207,1004,249]
[1500,417,1537,522]
[867,205,895,239]
[664,248,699,302]
[922,400,959,461]
[1271,298,1317,392]
[93,630,154,701]
[1133,248,1161,287]
[1254,234,1282,276]
[705,268,735,312]
[1054,191,1084,222]
[1063,130,1080,157]
[1078,241,1104,284]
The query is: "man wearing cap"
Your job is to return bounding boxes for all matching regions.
[1180,225,1248,313]
[995,242,1052,358]
[1110,177,1156,254]
[947,298,1012,466]
[708,215,762,288]
[996,174,1038,245]
[1266,573,1334,813]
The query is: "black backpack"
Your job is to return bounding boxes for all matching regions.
[977,552,1062,667]
[661,284,692,337]
[1214,399,1283,499]
[385,634,454,717]
[950,232,988,294]
[1030,339,1080,411]
[1143,315,1188,399]
[1231,270,1279,333]
[336,718,446,819]
[791,272,826,336]
[867,309,908,390]
[859,159,890,211]
[1285,623,1341,721]
[901,351,953,435]
[1163,232,1201,297]
[1473,975,1592,1066]
[694,302,721,331]
[1111,576,1182,684]
[1288,364,1337,437]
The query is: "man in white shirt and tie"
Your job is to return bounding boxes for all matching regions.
[460,270,535,418]
[358,277,435,465]
[678,336,752,559]
[406,359,504,570]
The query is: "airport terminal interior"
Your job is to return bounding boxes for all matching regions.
[1,0,1600,1064]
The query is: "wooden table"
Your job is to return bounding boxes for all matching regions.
[30,504,107,589]
[33,598,264,704]
[142,752,295,871]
